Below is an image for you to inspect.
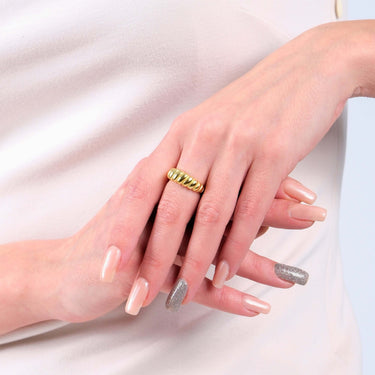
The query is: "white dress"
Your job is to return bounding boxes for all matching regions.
[0,0,361,374]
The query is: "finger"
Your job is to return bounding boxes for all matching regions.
[135,158,211,307]
[161,264,270,316]
[236,250,294,288]
[174,153,246,305]
[236,249,309,287]
[216,159,282,283]
[173,241,303,289]
[214,230,307,289]
[170,240,304,290]
[275,177,317,204]
[175,224,298,288]
[108,135,180,270]
[262,199,326,229]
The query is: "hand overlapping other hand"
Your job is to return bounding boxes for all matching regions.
[53,173,324,323]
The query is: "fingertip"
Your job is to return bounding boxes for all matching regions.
[279,280,295,289]
[290,217,315,230]
[212,260,229,289]
[289,204,327,222]
[283,178,317,204]
[274,263,309,286]
[100,245,122,283]
[242,295,271,314]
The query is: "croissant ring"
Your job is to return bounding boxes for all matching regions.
[167,168,205,194]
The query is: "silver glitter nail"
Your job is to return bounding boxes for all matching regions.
[165,278,188,312]
[274,263,309,286]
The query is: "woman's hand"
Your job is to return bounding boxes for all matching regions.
[118,22,357,311]
[0,174,321,335]
[52,176,322,321]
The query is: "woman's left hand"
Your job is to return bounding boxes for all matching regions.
[118,21,365,309]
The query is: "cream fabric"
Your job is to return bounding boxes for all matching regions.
[0,1,361,374]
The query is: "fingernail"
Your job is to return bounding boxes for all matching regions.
[100,245,122,283]
[212,260,229,289]
[289,205,327,221]
[242,296,271,314]
[125,277,149,315]
[274,263,309,285]
[165,278,188,312]
[284,179,317,204]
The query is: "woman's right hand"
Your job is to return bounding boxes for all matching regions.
[0,175,322,336]
[45,176,322,323]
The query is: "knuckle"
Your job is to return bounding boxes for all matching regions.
[260,139,294,177]
[205,115,225,139]
[262,137,289,163]
[196,202,221,224]
[225,235,248,258]
[122,175,150,203]
[234,117,257,140]
[157,196,180,224]
[170,112,192,136]
[236,194,257,219]
[192,113,227,146]
[134,156,150,169]
[248,253,263,275]
[184,256,206,275]
[225,131,246,155]
[215,287,230,307]
[124,179,149,201]
[110,222,130,241]
[172,112,190,127]
[142,251,164,271]
[227,122,260,163]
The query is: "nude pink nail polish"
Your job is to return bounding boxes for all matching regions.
[212,260,229,289]
[284,179,317,204]
[125,278,149,315]
[289,205,327,221]
[100,245,122,283]
[242,296,271,314]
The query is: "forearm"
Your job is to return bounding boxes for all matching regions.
[0,240,63,336]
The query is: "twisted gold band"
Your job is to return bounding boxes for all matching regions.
[167,168,205,194]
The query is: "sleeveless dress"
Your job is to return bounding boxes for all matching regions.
[0,1,361,374]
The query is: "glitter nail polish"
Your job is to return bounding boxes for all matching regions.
[165,278,188,312]
[274,263,309,285]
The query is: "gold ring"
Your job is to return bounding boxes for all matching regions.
[167,168,205,193]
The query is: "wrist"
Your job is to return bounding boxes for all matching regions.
[301,20,375,101]
[25,239,67,323]
[321,20,375,98]
[0,239,66,335]
[346,20,375,98]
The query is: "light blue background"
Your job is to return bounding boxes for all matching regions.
[341,1,375,373]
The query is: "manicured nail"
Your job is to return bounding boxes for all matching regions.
[274,263,309,285]
[125,277,149,315]
[242,296,271,314]
[166,278,188,312]
[212,260,229,289]
[100,245,122,283]
[284,179,317,204]
[289,205,327,221]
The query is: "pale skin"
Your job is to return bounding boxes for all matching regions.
[1,20,375,335]
[0,176,319,335]
[123,20,375,308]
